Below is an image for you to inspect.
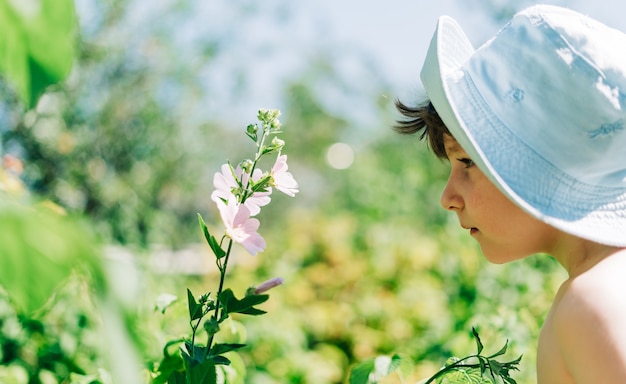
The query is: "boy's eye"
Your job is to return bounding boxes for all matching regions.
[457,158,475,168]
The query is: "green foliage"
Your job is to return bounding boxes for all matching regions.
[0,278,105,383]
[0,0,76,108]
[349,329,522,384]
[0,201,102,315]
[350,354,412,384]
[218,290,268,318]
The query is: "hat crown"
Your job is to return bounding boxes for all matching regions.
[466,4,626,187]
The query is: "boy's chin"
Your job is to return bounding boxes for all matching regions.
[479,248,526,264]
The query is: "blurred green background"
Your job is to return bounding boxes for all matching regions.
[3,0,619,382]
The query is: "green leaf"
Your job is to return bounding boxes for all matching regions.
[508,355,523,366]
[488,340,509,359]
[210,343,246,356]
[478,357,486,375]
[488,360,503,376]
[245,124,258,142]
[198,214,226,259]
[349,359,375,384]
[155,293,178,314]
[373,355,398,378]
[0,0,77,108]
[163,338,185,357]
[390,354,414,380]
[153,353,184,384]
[218,289,268,318]
[387,354,403,375]
[184,358,217,383]
[182,341,209,364]
[210,355,231,366]
[250,175,272,193]
[187,289,204,321]
[436,367,491,384]
[472,328,484,355]
[166,372,186,384]
[0,203,102,314]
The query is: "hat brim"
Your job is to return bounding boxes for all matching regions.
[420,16,534,212]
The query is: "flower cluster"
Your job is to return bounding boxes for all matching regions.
[210,109,298,256]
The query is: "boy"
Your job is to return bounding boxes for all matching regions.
[396,5,626,383]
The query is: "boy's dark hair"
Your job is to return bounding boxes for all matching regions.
[394,99,450,159]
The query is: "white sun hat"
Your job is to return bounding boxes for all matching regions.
[421,4,626,247]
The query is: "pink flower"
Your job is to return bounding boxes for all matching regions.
[270,155,298,197]
[216,196,266,256]
[211,164,271,216]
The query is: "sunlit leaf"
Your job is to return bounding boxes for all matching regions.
[210,355,231,366]
[210,343,246,356]
[198,214,226,259]
[0,202,102,314]
[349,359,375,384]
[0,0,77,107]
[152,353,183,384]
[488,340,509,359]
[436,367,491,384]
[218,289,268,318]
[166,371,186,384]
[472,328,484,355]
[155,293,177,314]
[187,289,203,321]
[184,358,216,383]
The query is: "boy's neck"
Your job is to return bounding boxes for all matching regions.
[550,235,626,277]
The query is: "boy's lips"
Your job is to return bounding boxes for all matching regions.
[461,223,479,235]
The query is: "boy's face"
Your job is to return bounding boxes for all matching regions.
[441,135,559,263]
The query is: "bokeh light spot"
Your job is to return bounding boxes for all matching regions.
[326,142,354,170]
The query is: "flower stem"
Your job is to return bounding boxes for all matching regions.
[189,316,202,355]
[207,238,233,352]
[245,121,271,200]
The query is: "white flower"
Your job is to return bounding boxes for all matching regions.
[270,155,298,197]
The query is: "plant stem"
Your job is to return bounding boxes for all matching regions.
[245,122,271,200]
[207,239,233,352]
[422,355,482,384]
[189,316,202,355]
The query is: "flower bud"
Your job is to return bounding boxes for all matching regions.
[246,124,258,135]
[257,109,269,122]
[269,137,285,151]
[253,277,284,294]
[257,109,281,126]
[199,293,211,304]
[246,124,258,142]
[270,118,281,131]
[240,159,254,173]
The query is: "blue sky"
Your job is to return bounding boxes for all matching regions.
[312,0,626,95]
[74,0,626,129]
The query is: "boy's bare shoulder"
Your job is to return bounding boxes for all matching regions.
[555,249,626,325]
[550,249,626,382]
[561,249,626,304]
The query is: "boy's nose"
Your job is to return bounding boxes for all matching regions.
[440,175,464,211]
